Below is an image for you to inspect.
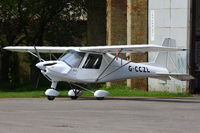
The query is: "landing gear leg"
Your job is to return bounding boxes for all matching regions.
[45,81,59,101]
[69,83,109,100]
[69,89,82,100]
[51,81,57,89]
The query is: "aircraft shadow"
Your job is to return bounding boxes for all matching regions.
[77,97,200,103]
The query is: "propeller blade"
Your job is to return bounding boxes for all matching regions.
[33,44,43,62]
[35,72,41,90]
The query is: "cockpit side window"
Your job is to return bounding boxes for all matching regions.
[59,51,85,68]
[83,54,102,69]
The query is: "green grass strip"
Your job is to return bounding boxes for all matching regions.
[0,85,192,98]
[82,85,192,97]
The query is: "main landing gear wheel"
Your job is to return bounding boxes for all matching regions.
[70,96,78,100]
[68,89,83,100]
[96,97,104,100]
[47,96,55,101]
[94,90,109,100]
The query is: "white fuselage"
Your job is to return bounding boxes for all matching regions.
[37,52,169,83]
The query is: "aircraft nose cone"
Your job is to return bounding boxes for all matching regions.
[36,62,44,70]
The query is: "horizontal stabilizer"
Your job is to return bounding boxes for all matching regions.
[150,76,171,82]
[156,73,194,81]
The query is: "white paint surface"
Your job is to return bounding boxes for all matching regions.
[150,10,155,41]
[148,0,190,92]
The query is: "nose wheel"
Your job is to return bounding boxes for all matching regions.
[47,96,56,101]
[45,82,59,101]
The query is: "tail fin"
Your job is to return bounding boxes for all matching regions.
[149,38,194,81]
[153,38,177,73]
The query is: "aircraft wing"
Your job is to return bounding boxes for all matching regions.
[3,46,79,53]
[4,44,186,54]
[79,45,186,53]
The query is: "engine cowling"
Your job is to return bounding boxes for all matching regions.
[68,89,83,97]
[45,89,60,97]
[94,90,109,98]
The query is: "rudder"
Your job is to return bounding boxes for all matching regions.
[153,38,177,73]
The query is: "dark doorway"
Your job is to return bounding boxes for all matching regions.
[190,0,200,93]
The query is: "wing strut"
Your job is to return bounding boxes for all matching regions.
[71,83,95,93]
[96,52,147,81]
[95,49,123,82]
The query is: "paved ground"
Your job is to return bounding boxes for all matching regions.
[0,97,200,133]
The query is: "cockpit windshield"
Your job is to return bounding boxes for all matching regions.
[59,51,85,68]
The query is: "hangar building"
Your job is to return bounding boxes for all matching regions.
[87,0,199,93]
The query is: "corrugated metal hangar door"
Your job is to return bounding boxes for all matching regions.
[190,0,200,93]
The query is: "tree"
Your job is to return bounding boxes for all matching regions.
[0,0,87,86]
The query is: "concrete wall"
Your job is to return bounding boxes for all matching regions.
[148,0,190,92]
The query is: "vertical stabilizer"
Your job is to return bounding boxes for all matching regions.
[153,38,177,73]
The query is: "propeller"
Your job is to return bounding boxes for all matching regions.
[33,44,44,62]
[33,44,43,89]
[33,44,57,89]
[35,72,41,90]
[33,44,59,89]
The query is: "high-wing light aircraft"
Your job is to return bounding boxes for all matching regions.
[4,38,193,100]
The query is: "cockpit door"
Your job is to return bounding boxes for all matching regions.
[76,53,103,82]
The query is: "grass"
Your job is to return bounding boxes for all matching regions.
[0,91,44,98]
[80,85,192,97]
[0,85,192,98]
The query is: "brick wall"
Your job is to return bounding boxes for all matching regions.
[127,0,148,91]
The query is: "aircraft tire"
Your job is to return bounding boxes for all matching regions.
[96,97,104,100]
[70,96,78,100]
[47,96,55,101]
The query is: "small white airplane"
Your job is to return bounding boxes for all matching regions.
[4,38,193,100]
